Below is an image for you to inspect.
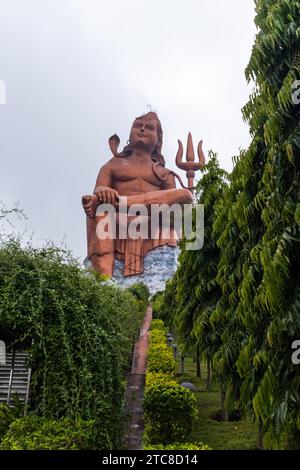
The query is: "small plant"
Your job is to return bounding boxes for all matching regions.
[0,416,97,450]
[0,394,24,440]
[144,442,211,450]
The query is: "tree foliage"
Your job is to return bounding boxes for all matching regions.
[158,0,300,448]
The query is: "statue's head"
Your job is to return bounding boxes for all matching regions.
[121,112,165,166]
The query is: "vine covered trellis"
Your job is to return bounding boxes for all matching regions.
[0,237,146,449]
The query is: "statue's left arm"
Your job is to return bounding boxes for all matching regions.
[94,160,119,204]
[161,172,176,190]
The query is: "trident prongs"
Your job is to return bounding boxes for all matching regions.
[175,132,205,192]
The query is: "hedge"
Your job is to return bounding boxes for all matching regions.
[147,327,175,375]
[143,372,197,445]
[0,238,145,449]
[149,319,166,331]
[144,320,197,446]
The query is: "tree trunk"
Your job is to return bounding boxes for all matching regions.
[288,428,300,450]
[196,345,201,378]
[257,419,264,449]
[206,358,211,391]
[180,354,184,375]
[220,377,228,421]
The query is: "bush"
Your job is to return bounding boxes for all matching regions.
[0,395,24,439]
[149,329,166,344]
[147,323,175,375]
[144,442,211,450]
[0,416,97,450]
[147,343,175,375]
[144,320,198,446]
[146,371,176,387]
[144,373,197,445]
[149,319,165,331]
[0,238,144,449]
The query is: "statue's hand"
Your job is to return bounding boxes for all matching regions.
[82,194,98,219]
[94,186,119,205]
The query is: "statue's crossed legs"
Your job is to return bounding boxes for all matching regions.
[83,188,192,276]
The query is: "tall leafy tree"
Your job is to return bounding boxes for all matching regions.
[242,0,300,447]
[160,0,300,448]
[214,0,300,447]
[172,152,228,387]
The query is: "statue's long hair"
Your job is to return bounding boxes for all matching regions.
[120,112,166,167]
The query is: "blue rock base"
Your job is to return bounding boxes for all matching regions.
[113,245,179,294]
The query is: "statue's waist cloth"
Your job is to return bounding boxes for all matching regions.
[86,211,178,276]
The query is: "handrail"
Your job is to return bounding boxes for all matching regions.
[6,347,16,406]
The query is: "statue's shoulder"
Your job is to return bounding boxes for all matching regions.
[102,156,124,168]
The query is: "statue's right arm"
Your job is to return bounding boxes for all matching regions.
[93,160,119,205]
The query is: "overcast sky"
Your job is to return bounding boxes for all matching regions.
[0,0,257,262]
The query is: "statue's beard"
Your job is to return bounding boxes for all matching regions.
[130,138,156,153]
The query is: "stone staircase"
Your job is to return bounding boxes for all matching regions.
[125,305,152,450]
[0,350,31,405]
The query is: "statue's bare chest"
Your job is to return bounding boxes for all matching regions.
[111,159,160,186]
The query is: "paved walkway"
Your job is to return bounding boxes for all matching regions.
[125,305,152,450]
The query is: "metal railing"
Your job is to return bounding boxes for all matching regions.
[0,347,31,410]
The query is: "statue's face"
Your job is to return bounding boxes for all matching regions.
[129,118,158,152]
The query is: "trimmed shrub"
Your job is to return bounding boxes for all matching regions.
[143,373,197,445]
[146,371,176,387]
[149,329,167,345]
[147,324,175,375]
[144,320,198,447]
[0,416,97,450]
[147,343,175,375]
[149,319,165,331]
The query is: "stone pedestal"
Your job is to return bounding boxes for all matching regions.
[113,245,179,294]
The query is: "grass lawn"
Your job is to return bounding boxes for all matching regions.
[176,356,259,450]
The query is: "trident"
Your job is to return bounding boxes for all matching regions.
[175,133,205,194]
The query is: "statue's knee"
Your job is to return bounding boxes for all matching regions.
[90,253,114,277]
[178,189,193,204]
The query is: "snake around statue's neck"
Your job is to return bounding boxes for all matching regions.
[152,161,193,191]
[108,133,193,192]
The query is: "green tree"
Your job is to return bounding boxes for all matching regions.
[242,0,300,447]
[159,0,300,448]
[214,0,300,447]
[173,152,228,391]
